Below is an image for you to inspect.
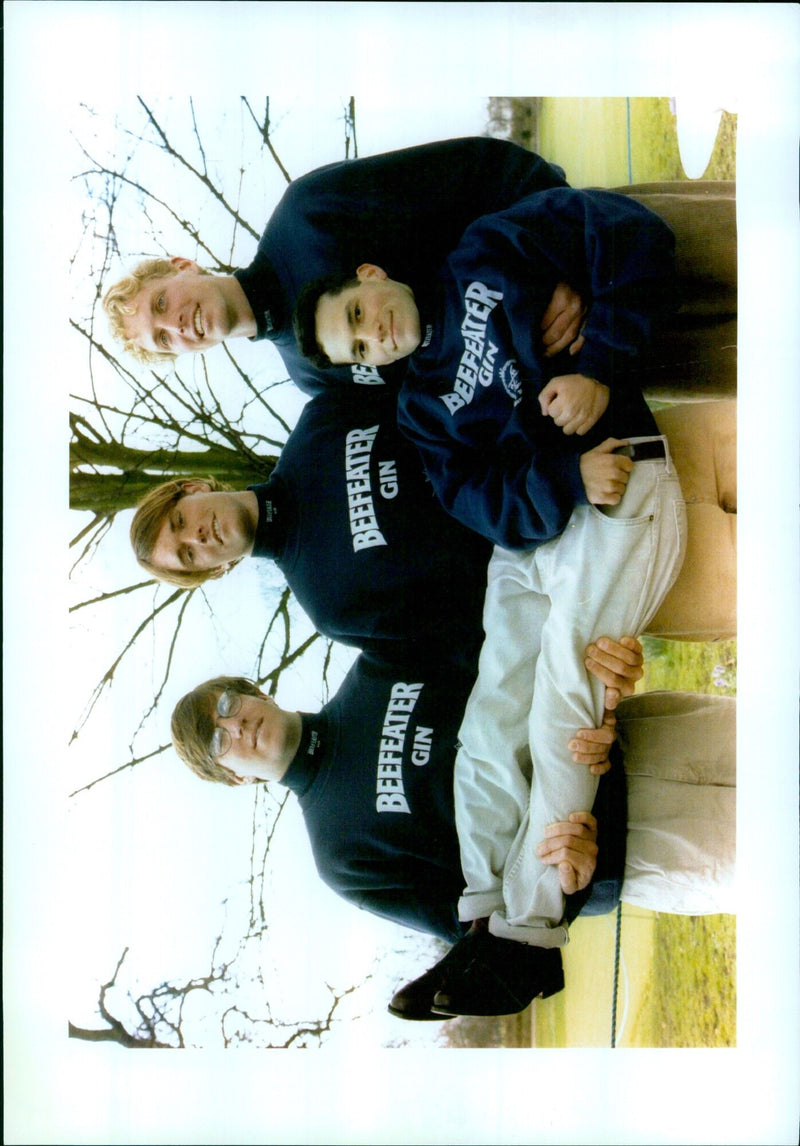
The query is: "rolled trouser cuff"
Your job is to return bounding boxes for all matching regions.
[458,890,505,923]
[489,911,569,949]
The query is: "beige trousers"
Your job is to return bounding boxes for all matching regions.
[614,181,737,400]
[646,400,737,640]
[617,690,736,914]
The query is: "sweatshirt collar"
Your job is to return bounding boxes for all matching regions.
[248,477,289,559]
[233,257,285,341]
[280,711,326,797]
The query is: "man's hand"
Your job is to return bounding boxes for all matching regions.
[566,635,643,774]
[536,812,598,893]
[539,374,609,436]
[585,635,644,709]
[541,282,586,358]
[579,438,633,505]
[567,714,616,775]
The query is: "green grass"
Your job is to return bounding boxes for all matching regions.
[525,96,736,186]
[640,635,737,696]
[649,914,736,1047]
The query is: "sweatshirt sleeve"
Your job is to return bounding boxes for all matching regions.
[268,138,571,313]
[455,186,678,385]
[342,886,464,945]
[398,389,587,550]
[280,137,570,248]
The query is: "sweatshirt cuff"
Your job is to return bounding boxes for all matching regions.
[561,452,589,506]
[571,338,614,384]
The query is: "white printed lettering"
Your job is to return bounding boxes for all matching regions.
[375,682,424,814]
[439,280,504,416]
[378,459,398,499]
[411,726,433,766]
[344,426,387,551]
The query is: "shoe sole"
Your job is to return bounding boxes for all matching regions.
[387,1004,456,1022]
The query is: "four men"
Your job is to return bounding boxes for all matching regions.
[102,136,737,1023]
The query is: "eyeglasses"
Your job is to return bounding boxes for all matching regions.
[209,690,242,759]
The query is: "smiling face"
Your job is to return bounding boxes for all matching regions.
[315,263,421,366]
[150,487,257,577]
[121,258,248,356]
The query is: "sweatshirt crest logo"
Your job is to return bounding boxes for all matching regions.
[500,358,521,405]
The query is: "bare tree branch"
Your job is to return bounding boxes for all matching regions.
[344,96,358,159]
[68,744,171,798]
[138,97,260,239]
[241,96,292,184]
[70,588,187,743]
[131,590,195,739]
[70,581,156,614]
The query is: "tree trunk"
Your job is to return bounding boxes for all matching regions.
[69,430,277,512]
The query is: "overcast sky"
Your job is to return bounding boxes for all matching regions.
[58,84,488,1060]
[5,4,800,1145]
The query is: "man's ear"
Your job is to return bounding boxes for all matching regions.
[229,773,258,786]
[356,263,387,282]
[169,256,201,274]
[178,480,212,496]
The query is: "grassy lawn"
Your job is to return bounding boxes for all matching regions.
[535,95,736,186]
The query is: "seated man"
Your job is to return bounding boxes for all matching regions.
[294,186,680,550]
[292,189,736,1006]
[170,641,735,1020]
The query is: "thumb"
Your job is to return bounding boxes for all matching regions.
[605,687,621,711]
[538,379,556,414]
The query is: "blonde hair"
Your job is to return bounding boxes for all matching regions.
[102,257,208,365]
[130,476,240,588]
[171,676,265,785]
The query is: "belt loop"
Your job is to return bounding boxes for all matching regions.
[660,434,673,475]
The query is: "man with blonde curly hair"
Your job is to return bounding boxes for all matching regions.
[102,138,737,403]
[103,138,587,391]
[103,257,257,366]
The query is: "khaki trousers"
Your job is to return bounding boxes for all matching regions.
[614,181,737,400]
[617,690,736,914]
[647,400,737,640]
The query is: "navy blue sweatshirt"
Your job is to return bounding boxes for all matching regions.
[248,390,492,675]
[233,137,569,396]
[397,187,677,549]
[281,653,626,941]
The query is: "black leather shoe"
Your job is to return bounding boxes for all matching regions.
[387,964,456,1021]
[387,934,485,1021]
[431,931,564,1016]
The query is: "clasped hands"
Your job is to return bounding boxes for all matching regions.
[539,282,633,508]
[536,635,643,895]
[539,284,609,438]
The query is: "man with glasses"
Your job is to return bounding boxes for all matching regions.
[170,642,735,1019]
